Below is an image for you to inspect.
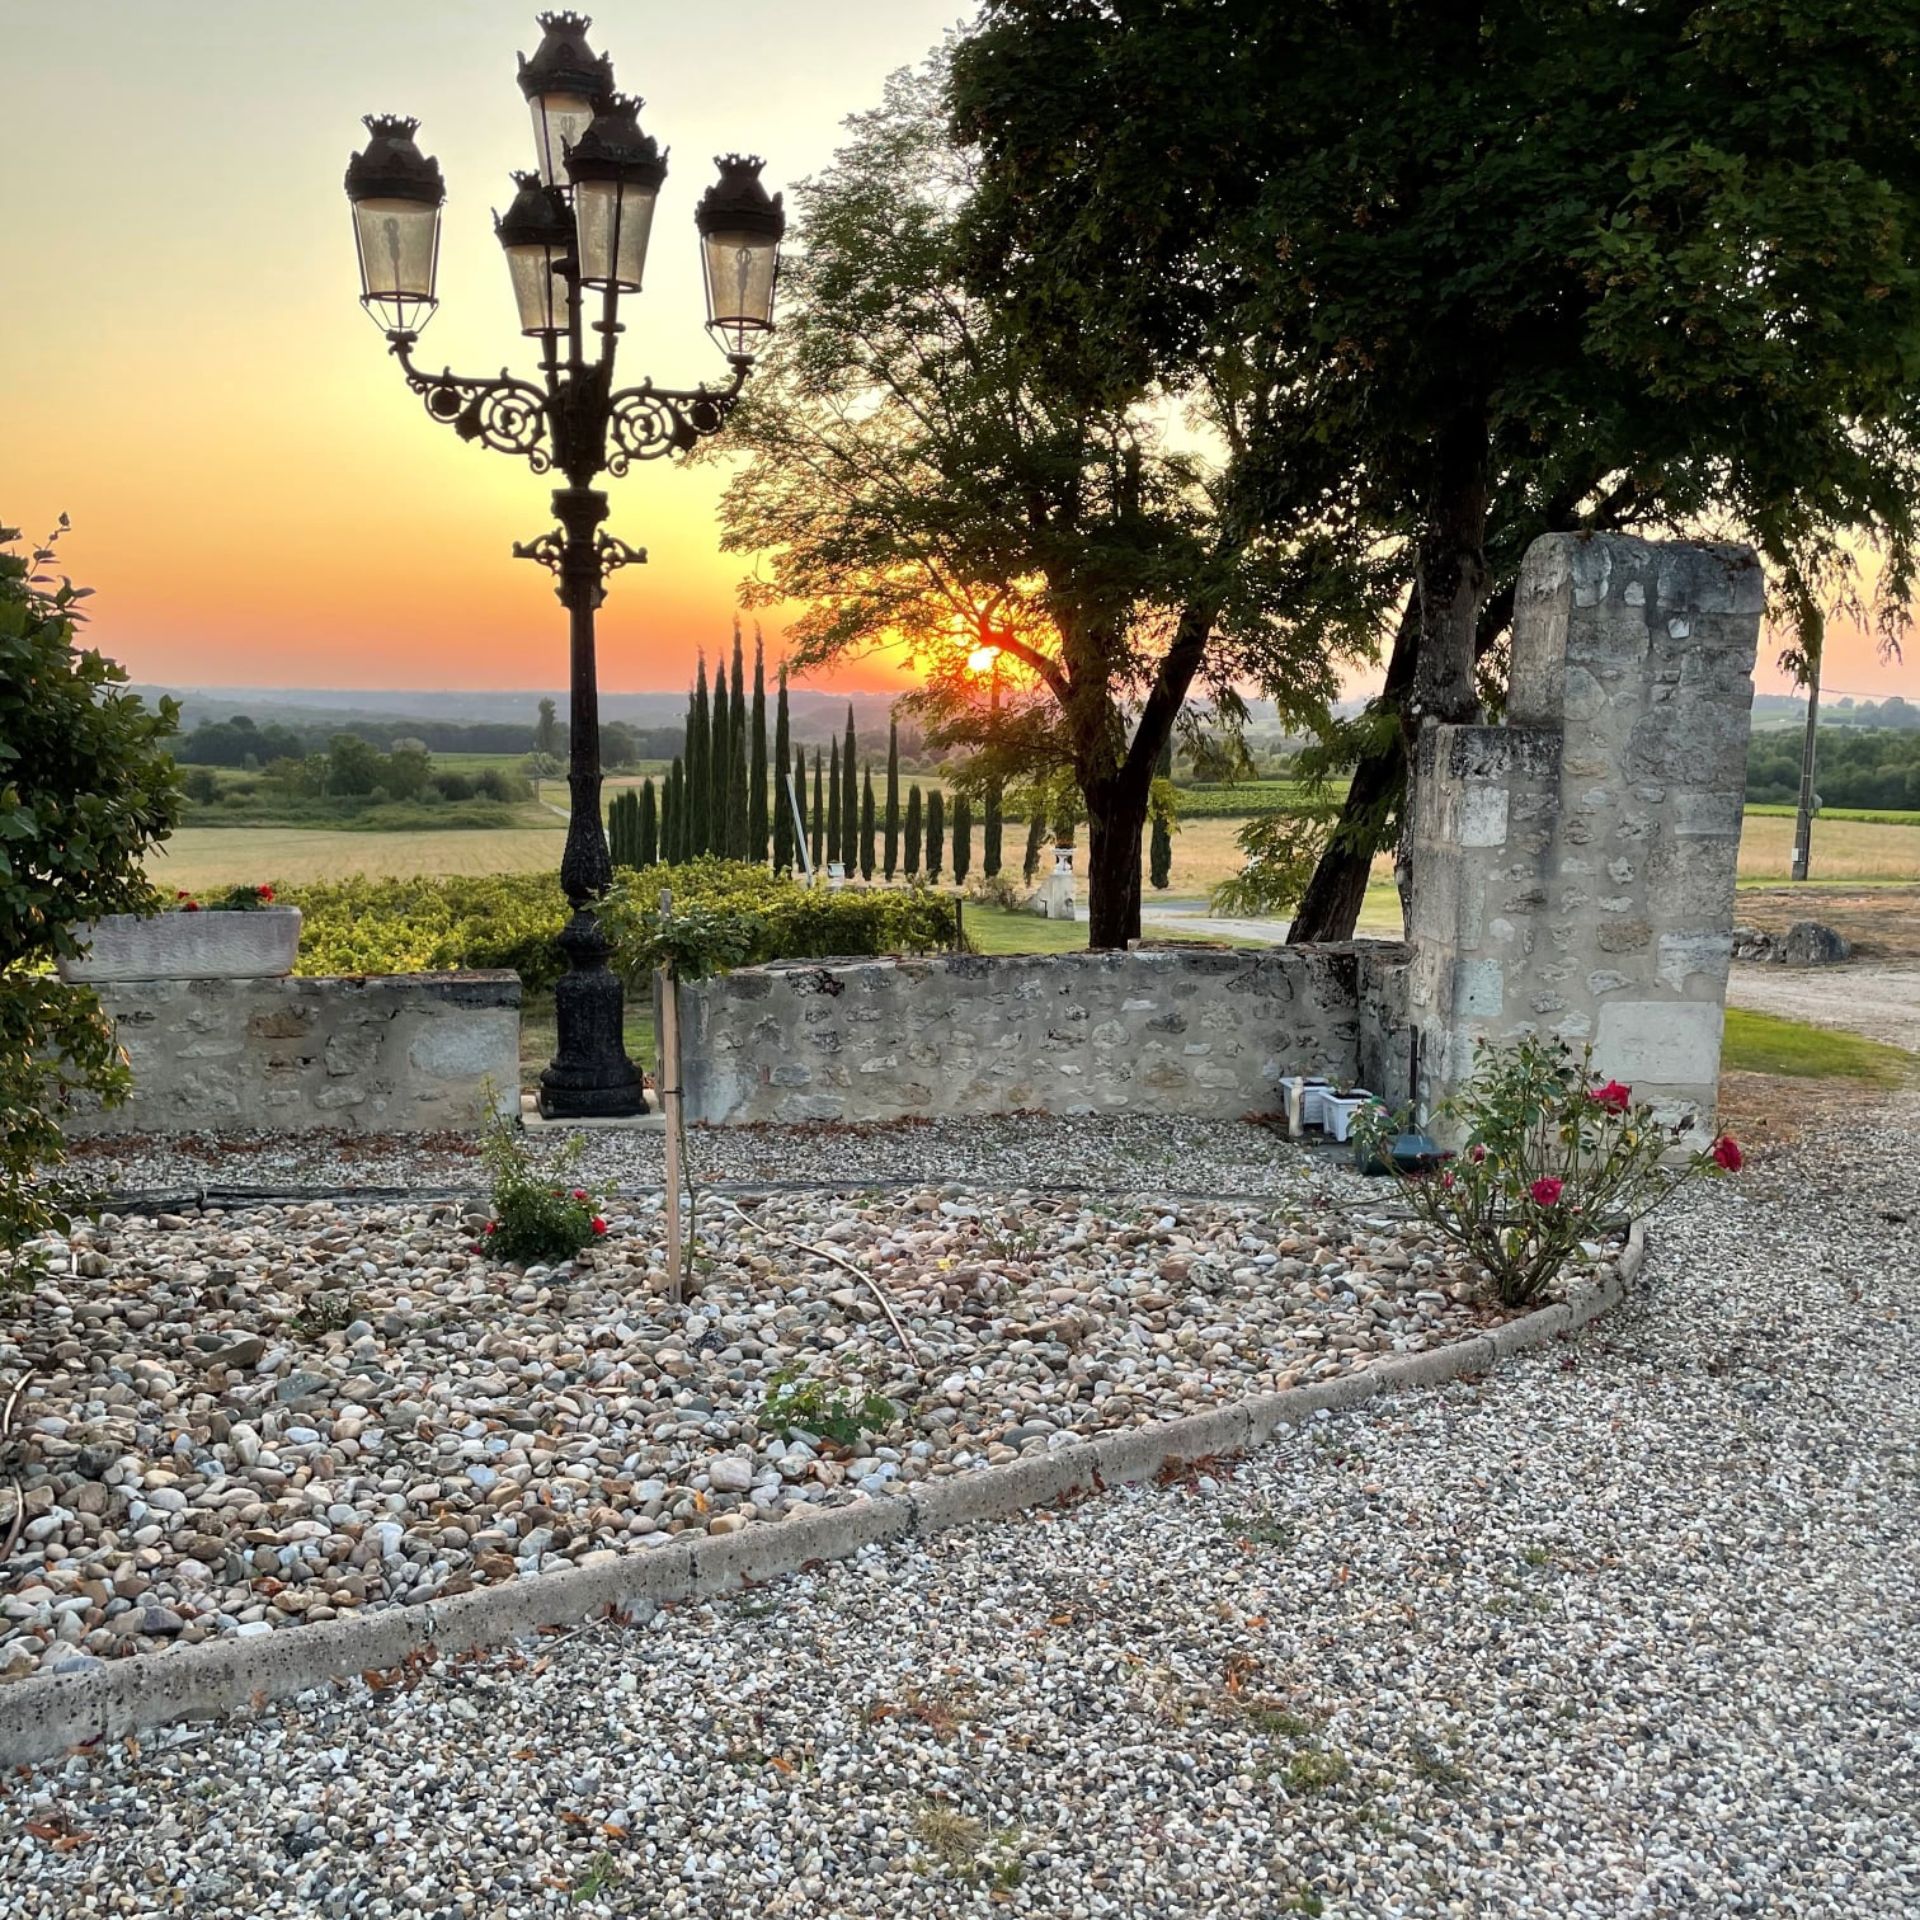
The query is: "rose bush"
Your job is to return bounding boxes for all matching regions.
[1362,1035,1741,1307]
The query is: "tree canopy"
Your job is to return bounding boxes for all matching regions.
[709,56,1382,944]
[953,0,1920,933]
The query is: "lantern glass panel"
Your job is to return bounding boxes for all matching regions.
[505,243,571,335]
[702,229,778,346]
[529,91,597,188]
[353,196,440,331]
[576,178,658,291]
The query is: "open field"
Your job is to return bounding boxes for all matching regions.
[149,825,564,891]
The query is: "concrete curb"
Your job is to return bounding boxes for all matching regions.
[0,1222,1644,1766]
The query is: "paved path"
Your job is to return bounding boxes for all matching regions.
[1141,899,1292,944]
[8,1108,1915,1918]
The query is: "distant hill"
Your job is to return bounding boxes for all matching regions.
[129,684,908,740]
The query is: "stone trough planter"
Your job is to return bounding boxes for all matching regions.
[57,907,303,983]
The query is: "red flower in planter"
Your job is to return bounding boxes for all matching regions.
[181,899,202,912]
[1712,1135,1743,1172]
[591,1217,608,1236]
[1530,1176,1564,1207]
[571,1188,589,1202]
[1591,1080,1631,1113]
[257,884,275,903]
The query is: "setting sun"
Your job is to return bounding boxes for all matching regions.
[966,644,1002,675]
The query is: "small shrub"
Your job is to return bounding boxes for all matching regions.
[1363,1036,1742,1307]
[761,1363,896,1447]
[479,1112,607,1265]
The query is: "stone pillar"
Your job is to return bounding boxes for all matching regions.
[1406,532,1763,1134]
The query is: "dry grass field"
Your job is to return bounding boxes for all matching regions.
[149,825,564,891]
[149,805,1920,904]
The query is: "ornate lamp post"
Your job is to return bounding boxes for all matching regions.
[343,12,784,1118]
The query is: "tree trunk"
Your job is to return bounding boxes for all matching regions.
[1288,596,1420,944]
[1409,406,1493,733]
[1083,786,1145,949]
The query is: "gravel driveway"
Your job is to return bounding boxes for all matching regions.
[6,1106,1916,1919]
[1727,958,1920,1053]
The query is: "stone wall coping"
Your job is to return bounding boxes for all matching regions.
[0,1222,1641,1765]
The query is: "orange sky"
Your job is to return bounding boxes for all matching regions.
[1,2,1909,703]
[1,1,960,697]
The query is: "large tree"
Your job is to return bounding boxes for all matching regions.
[954,0,1920,938]
[709,58,1372,946]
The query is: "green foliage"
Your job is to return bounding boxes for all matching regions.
[287,862,961,991]
[761,1363,896,1448]
[860,767,877,880]
[904,785,923,876]
[773,667,794,873]
[0,522,181,966]
[1,521,179,1286]
[884,716,901,878]
[1748,726,1920,809]
[981,780,1002,878]
[926,788,945,882]
[749,632,770,864]
[1360,1038,1740,1308]
[605,860,959,979]
[479,1112,606,1266]
[951,792,972,885]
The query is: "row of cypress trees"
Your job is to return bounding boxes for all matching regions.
[608,653,1006,886]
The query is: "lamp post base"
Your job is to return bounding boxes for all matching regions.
[537,908,647,1120]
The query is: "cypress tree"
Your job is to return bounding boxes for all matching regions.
[607,791,627,865]
[840,705,859,873]
[827,736,842,869]
[952,793,971,884]
[983,779,1003,879]
[1150,734,1174,890]
[688,663,710,856]
[749,630,769,864]
[1023,806,1047,883]
[927,789,945,882]
[860,767,876,880]
[665,757,683,863]
[710,651,732,858]
[772,663,793,872]
[811,749,825,872]
[729,625,749,859]
[638,777,658,867]
[905,784,923,876]
[883,714,900,879]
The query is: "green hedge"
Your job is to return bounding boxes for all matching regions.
[284,862,957,991]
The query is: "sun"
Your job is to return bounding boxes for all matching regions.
[966,644,1001,675]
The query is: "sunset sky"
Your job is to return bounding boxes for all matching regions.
[1,1,1910,702]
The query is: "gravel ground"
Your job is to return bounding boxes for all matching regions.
[1726,957,1920,1052]
[6,1102,1914,1918]
[1,1180,1543,1678]
[66,1114,1346,1204]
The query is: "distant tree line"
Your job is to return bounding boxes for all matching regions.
[175,709,680,771]
[1748,725,1920,811]
[606,628,1004,886]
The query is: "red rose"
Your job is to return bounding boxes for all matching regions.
[591,1217,608,1236]
[174,889,188,899]
[1469,1144,1487,1164]
[1530,1176,1564,1207]
[182,900,202,912]
[484,1221,497,1235]
[1712,1135,1743,1173]
[1441,1171,1456,1190]
[1591,1080,1631,1113]
[257,884,275,903]
[571,1188,589,1202]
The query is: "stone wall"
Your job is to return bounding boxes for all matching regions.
[1407,532,1763,1130]
[69,973,521,1136]
[678,945,1410,1127]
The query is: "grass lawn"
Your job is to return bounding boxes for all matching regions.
[518,989,657,1093]
[1721,1007,1914,1086]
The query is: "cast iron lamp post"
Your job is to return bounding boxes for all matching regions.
[344,11,784,1118]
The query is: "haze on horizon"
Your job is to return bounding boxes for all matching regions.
[1,1,1909,703]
